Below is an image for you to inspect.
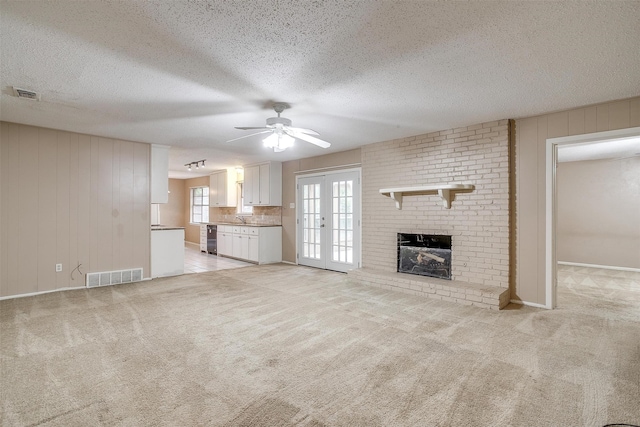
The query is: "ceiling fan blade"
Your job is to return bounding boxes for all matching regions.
[226,130,272,143]
[235,126,270,130]
[286,129,331,148]
[287,126,319,136]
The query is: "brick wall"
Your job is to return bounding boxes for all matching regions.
[361,119,510,289]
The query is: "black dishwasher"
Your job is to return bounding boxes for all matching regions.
[207,225,217,255]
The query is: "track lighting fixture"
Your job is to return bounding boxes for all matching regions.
[185,160,206,171]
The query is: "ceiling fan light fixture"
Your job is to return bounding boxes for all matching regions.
[262,132,278,148]
[279,133,295,149]
[263,132,295,151]
[229,102,330,150]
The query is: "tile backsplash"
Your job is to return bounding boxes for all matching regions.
[210,206,282,226]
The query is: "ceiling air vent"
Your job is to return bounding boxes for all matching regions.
[12,86,40,101]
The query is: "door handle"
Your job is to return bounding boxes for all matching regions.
[320,224,325,228]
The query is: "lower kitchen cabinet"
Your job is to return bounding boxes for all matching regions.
[218,229,233,256]
[248,235,259,262]
[232,234,249,260]
[217,225,281,264]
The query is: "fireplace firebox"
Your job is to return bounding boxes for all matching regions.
[397,234,452,280]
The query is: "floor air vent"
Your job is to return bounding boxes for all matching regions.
[86,268,143,288]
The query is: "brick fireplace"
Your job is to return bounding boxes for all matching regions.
[349,119,511,310]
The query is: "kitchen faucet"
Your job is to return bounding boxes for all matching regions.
[235,215,246,224]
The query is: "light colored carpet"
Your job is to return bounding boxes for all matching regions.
[1,264,639,426]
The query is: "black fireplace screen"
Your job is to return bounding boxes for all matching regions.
[397,234,452,280]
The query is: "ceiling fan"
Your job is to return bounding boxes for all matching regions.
[227,102,331,152]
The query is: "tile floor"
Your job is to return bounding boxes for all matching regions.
[183,242,253,274]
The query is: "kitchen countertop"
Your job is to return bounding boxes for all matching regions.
[213,223,282,227]
[151,226,185,231]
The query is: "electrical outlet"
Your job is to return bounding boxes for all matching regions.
[55,264,62,272]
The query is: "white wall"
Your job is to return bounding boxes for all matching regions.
[557,157,640,269]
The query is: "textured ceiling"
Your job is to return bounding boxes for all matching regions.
[1,1,639,178]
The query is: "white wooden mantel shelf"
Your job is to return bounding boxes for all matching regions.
[379,183,475,209]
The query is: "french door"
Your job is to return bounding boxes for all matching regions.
[297,170,361,273]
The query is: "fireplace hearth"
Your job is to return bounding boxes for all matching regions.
[397,234,452,280]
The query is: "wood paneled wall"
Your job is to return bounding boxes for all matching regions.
[0,122,150,298]
[514,97,640,305]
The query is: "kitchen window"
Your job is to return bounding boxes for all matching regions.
[190,186,209,223]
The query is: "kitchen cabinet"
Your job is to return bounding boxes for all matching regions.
[247,232,259,262]
[243,161,282,206]
[217,225,281,264]
[199,224,207,252]
[233,234,249,260]
[150,144,169,203]
[243,165,257,205]
[218,228,233,255]
[209,168,237,207]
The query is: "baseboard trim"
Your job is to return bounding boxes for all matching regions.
[510,299,550,309]
[0,277,152,301]
[0,286,85,301]
[558,261,640,273]
[281,261,297,266]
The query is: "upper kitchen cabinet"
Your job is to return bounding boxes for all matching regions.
[243,161,282,206]
[209,168,237,207]
[150,144,169,204]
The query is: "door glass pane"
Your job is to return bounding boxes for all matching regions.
[302,183,321,260]
[331,179,355,264]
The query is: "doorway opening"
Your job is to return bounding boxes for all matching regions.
[546,127,640,308]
